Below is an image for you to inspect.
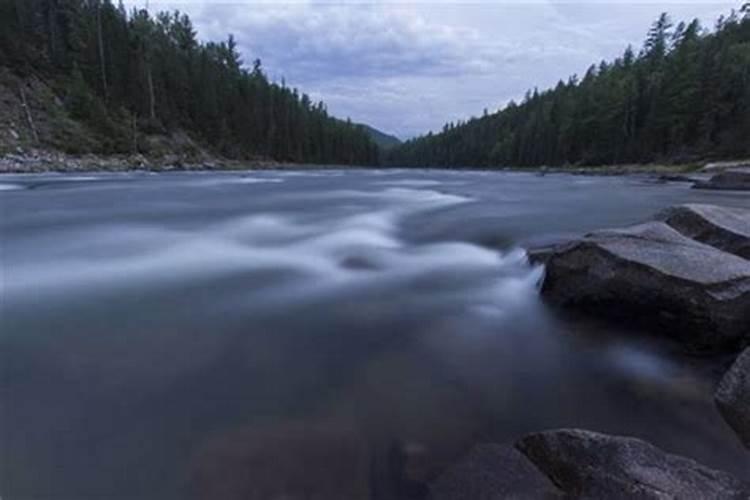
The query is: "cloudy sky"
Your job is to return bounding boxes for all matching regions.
[126,1,739,138]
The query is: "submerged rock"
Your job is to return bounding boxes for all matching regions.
[517,429,750,499]
[430,444,562,500]
[657,174,701,183]
[540,221,750,350]
[187,421,372,500]
[658,204,750,259]
[716,348,750,449]
[694,170,750,191]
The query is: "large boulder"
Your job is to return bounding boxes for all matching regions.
[430,444,563,500]
[516,429,750,499]
[702,161,750,172]
[694,170,750,191]
[658,204,750,259]
[540,221,750,350]
[716,348,750,449]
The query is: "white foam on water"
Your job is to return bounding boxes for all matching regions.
[216,214,307,243]
[375,179,444,187]
[375,179,468,188]
[5,184,540,323]
[272,171,345,178]
[193,175,285,187]
[235,177,285,184]
[304,187,471,212]
[465,247,544,317]
[602,343,712,399]
[0,183,23,191]
[608,345,670,378]
[50,176,101,182]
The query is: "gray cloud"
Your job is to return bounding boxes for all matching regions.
[132,1,738,138]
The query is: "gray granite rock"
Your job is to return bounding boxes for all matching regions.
[540,221,750,350]
[517,429,750,500]
[716,348,750,449]
[659,204,750,259]
[694,170,750,191]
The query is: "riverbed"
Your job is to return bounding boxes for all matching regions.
[2,169,749,499]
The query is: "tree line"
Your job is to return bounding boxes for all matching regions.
[388,7,750,168]
[0,0,380,165]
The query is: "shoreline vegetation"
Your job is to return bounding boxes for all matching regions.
[1,148,747,176]
[0,2,380,168]
[386,8,750,169]
[2,5,748,173]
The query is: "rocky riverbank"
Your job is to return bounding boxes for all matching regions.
[0,149,299,174]
[427,203,750,499]
[694,169,750,191]
[537,161,750,191]
[533,203,750,352]
[431,428,750,499]
[451,202,750,499]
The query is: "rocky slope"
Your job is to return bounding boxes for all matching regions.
[0,68,221,171]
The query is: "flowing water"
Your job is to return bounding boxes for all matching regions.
[2,169,749,499]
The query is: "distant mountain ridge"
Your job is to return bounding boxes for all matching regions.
[359,124,402,150]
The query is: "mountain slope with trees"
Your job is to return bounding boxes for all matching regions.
[359,124,402,150]
[0,0,379,165]
[388,7,750,168]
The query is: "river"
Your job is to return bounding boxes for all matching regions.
[2,169,749,499]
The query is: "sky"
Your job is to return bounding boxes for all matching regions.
[125,1,740,139]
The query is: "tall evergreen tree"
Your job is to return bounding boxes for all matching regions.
[388,7,750,168]
[0,0,379,165]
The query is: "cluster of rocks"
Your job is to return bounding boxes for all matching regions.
[694,169,750,191]
[0,149,334,174]
[429,349,750,499]
[447,203,749,499]
[0,149,232,173]
[658,162,750,190]
[431,429,750,500]
[432,204,750,498]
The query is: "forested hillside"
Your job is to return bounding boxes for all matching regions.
[359,124,402,150]
[0,0,379,165]
[389,7,750,168]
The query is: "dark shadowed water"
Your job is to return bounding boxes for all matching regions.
[2,169,749,499]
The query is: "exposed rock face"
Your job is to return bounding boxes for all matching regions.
[657,174,702,183]
[430,444,562,500]
[540,221,750,350]
[517,429,750,500]
[694,170,750,191]
[658,204,750,259]
[526,246,557,266]
[702,161,750,172]
[716,348,750,449]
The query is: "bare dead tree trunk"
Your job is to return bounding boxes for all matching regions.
[20,86,39,145]
[96,1,108,102]
[132,114,138,154]
[146,65,156,121]
[14,0,26,31]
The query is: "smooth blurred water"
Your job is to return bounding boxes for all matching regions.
[2,169,749,499]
